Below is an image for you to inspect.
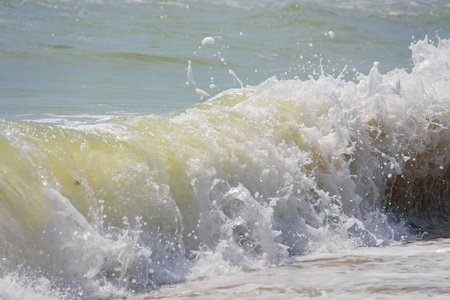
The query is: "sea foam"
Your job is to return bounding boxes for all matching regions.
[0,37,448,298]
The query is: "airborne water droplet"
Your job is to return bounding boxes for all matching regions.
[201,36,215,45]
[187,60,195,84]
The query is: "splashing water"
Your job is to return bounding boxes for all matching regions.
[0,37,449,299]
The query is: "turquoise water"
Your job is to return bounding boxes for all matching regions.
[0,1,449,299]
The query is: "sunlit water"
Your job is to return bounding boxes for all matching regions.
[136,238,450,300]
[0,0,449,299]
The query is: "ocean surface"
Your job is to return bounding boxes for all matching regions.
[0,0,449,299]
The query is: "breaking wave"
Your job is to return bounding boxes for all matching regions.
[0,37,449,299]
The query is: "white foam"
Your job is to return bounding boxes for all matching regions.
[0,273,66,300]
[1,37,449,299]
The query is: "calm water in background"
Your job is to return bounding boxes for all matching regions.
[0,1,449,299]
[1,0,448,121]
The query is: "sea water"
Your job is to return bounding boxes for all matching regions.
[132,238,450,299]
[0,0,449,299]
